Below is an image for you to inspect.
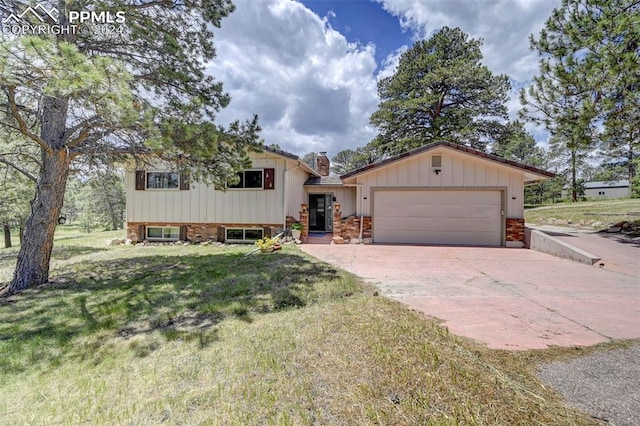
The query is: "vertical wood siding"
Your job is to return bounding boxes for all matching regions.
[348,148,526,218]
[126,153,309,224]
[287,167,309,218]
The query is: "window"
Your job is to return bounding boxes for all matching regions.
[147,172,179,189]
[431,155,442,168]
[225,228,263,242]
[147,226,180,241]
[229,170,263,189]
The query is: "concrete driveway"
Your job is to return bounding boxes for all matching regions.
[300,244,640,350]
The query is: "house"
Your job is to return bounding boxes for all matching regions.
[126,145,316,244]
[125,141,554,247]
[584,180,630,199]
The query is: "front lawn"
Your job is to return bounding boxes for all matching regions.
[0,228,602,424]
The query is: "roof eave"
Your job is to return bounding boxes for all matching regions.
[303,183,344,187]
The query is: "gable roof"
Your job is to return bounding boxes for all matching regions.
[263,144,299,160]
[262,145,319,177]
[584,180,629,189]
[340,141,555,182]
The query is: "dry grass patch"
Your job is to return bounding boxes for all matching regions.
[0,294,601,425]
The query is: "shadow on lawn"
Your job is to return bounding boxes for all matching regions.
[0,249,347,372]
[0,245,108,267]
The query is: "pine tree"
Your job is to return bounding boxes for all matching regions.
[492,121,545,167]
[331,146,382,175]
[370,27,510,155]
[0,1,261,292]
[521,0,639,201]
[0,129,38,247]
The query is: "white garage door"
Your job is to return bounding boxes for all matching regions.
[373,190,502,246]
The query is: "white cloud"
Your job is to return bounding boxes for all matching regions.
[208,0,379,157]
[377,46,407,81]
[208,0,559,157]
[376,0,558,81]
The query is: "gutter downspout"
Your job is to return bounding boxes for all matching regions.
[342,183,364,241]
[283,163,301,230]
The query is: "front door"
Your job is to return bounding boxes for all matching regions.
[308,194,333,232]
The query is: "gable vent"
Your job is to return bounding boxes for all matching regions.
[431,155,442,168]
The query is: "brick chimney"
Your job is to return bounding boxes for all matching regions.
[316,152,330,177]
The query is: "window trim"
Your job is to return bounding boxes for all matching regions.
[145,171,181,191]
[228,169,265,190]
[146,226,180,241]
[225,227,264,242]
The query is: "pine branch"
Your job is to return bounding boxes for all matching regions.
[4,86,49,152]
[0,157,37,182]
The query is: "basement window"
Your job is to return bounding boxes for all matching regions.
[225,228,263,242]
[147,226,180,241]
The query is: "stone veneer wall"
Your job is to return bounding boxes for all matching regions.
[299,210,309,243]
[505,218,525,243]
[332,210,372,241]
[127,222,283,243]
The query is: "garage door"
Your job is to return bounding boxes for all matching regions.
[373,190,502,245]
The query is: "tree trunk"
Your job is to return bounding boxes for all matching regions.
[8,95,70,293]
[571,149,578,202]
[19,225,24,244]
[8,149,71,291]
[107,200,119,231]
[3,223,11,248]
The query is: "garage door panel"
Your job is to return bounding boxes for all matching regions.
[376,217,500,233]
[379,231,499,245]
[373,190,502,246]
[377,203,500,219]
[376,191,499,206]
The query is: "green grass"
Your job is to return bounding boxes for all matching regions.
[525,198,640,229]
[0,227,615,424]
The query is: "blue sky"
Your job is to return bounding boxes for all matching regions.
[208,0,560,157]
[301,0,414,66]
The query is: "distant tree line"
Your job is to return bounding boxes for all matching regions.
[0,133,126,248]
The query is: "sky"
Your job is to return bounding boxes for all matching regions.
[208,0,560,158]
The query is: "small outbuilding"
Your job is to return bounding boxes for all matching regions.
[584,180,630,199]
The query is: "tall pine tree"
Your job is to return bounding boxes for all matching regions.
[370,27,510,155]
[0,1,262,292]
